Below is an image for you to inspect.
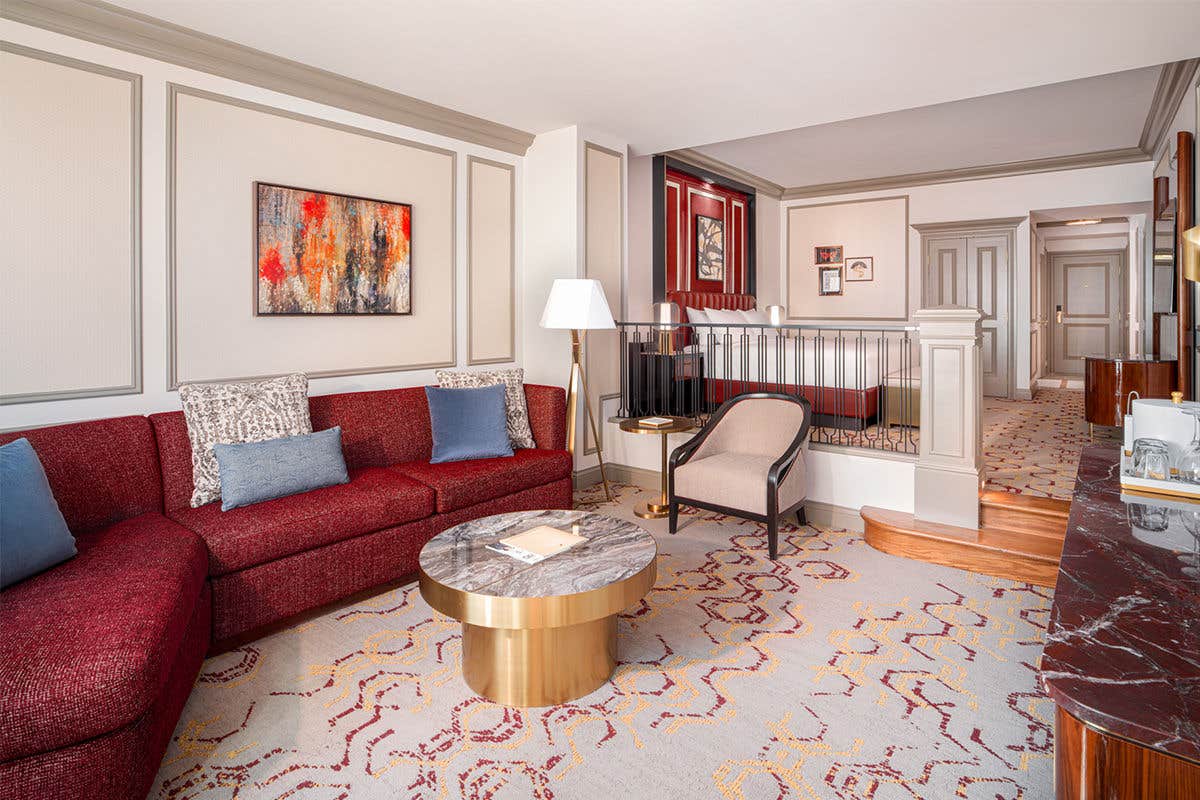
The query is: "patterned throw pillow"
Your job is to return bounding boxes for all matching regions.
[435,368,536,449]
[179,373,312,507]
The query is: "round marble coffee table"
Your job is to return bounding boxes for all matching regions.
[418,509,657,707]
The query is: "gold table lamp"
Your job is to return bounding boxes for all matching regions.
[540,279,615,501]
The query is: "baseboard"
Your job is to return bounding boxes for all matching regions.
[573,463,660,491]
[574,463,864,532]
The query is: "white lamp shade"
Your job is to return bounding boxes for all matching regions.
[539,278,616,330]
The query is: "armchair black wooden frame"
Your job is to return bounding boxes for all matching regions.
[667,392,814,559]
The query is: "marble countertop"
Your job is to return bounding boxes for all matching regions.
[418,509,656,599]
[1041,444,1200,763]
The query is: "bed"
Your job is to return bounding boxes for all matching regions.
[667,291,882,429]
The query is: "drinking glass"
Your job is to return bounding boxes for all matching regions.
[1177,412,1200,484]
[1132,438,1170,479]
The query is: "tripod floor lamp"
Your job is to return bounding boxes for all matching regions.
[540,279,615,501]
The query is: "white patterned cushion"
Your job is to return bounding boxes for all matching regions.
[435,368,536,449]
[178,373,312,508]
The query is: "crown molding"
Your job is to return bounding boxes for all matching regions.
[1,0,536,155]
[780,147,1149,201]
[911,216,1026,234]
[665,147,784,198]
[1139,58,1200,157]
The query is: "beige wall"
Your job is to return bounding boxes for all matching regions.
[467,157,516,365]
[583,143,624,454]
[0,19,523,430]
[172,88,456,384]
[0,45,139,402]
[784,196,909,321]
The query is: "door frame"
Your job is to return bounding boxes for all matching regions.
[913,216,1024,399]
[1047,248,1128,376]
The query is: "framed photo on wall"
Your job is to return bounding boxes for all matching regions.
[695,214,725,282]
[845,256,874,281]
[814,245,843,265]
[818,265,843,296]
[255,181,413,315]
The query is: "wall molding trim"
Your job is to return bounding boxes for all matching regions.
[666,147,785,198]
[911,216,1027,234]
[166,82,457,388]
[0,40,143,405]
[466,155,517,366]
[780,148,1149,200]
[1140,58,1200,157]
[2,0,536,155]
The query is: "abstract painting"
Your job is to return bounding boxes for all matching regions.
[814,245,843,265]
[695,214,725,282]
[255,182,412,315]
[845,256,874,281]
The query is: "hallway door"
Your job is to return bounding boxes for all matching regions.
[1050,251,1125,376]
[923,231,1011,397]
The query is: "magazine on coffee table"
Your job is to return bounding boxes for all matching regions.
[639,416,674,428]
[485,525,587,564]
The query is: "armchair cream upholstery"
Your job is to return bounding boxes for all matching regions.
[668,393,813,559]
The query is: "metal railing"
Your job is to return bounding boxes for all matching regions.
[614,321,919,454]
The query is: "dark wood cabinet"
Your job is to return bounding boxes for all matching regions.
[1083,356,1176,427]
[624,343,705,418]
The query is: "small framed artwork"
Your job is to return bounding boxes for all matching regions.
[845,256,874,281]
[818,265,843,296]
[814,245,843,265]
[695,214,725,282]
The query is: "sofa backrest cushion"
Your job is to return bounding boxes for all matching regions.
[150,386,435,511]
[0,416,163,534]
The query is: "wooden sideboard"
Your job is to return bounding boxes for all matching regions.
[1083,356,1177,427]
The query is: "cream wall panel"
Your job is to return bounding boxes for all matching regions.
[0,45,139,401]
[467,157,515,364]
[583,143,623,454]
[171,87,456,384]
[785,196,908,321]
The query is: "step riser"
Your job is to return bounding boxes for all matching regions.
[979,506,1067,539]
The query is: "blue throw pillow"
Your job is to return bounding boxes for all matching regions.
[0,438,77,588]
[212,427,350,511]
[425,384,515,464]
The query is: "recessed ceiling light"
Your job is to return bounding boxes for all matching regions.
[1065,218,1102,226]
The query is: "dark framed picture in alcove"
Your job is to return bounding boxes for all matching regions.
[695,214,725,282]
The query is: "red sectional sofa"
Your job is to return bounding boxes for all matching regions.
[0,384,570,800]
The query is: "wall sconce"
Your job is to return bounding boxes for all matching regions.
[1184,225,1200,283]
[766,305,786,326]
[652,301,680,354]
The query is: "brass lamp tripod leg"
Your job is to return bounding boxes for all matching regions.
[568,330,613,502]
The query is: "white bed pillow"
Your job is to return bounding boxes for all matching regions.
[704,308,746,325]
[685,306,709,324]
[740,308,770,325]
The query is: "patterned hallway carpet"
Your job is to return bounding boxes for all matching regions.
[154,484,1054,800]
[982,388,1116,501]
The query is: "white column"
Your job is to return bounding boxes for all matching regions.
[914,308,983,528]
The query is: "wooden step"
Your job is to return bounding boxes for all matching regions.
[861,506,1062,587]
[979,490,1071,539]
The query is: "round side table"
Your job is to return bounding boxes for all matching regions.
[618,416,696,519]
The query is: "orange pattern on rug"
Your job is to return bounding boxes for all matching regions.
[153,484,1054,799]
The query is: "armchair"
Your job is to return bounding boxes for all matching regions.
[668,393,813,559]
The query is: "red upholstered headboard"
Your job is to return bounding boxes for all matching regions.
[667,291,755,322]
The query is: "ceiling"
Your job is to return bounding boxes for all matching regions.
[102,0,1200,155]
[695,66,1163,188]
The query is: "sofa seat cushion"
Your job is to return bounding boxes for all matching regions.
[168,467,436,575]
[392,449,572,513]
[0,513,208,762]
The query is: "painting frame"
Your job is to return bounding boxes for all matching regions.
[845,256,874,282]
[818,265,844,296]
[254,180,414,317]
[814,245,843,265]
[695,213,726,283]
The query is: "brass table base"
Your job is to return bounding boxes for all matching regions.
[462,616,617,706]
[634,501,670,519]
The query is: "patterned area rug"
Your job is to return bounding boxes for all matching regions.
[982,388,1116,501]
[154,484,1054,800]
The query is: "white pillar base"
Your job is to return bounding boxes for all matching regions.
[915,463,982,529]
